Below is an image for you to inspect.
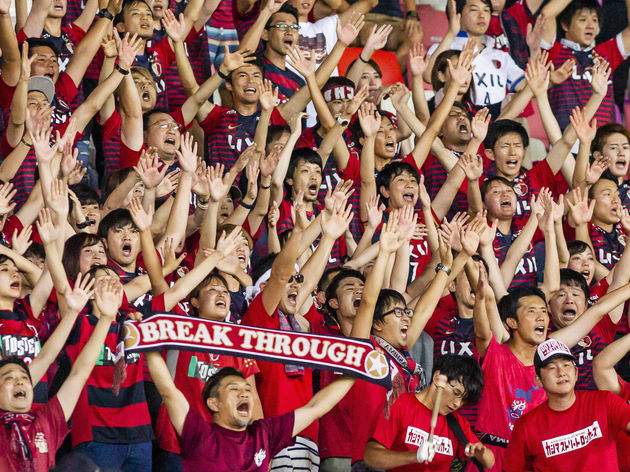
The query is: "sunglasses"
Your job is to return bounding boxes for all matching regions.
[270,23,300,31]
[381,307,414,319]
[288,273,304,284]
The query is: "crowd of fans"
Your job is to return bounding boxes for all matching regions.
[1,0,630,469]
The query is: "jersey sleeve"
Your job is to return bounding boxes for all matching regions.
[198,105,227,134]
[241,293,276,329]
[595,35,629,71]
[265,411,296,457]
[605,390,630,433]
[504,53,525,92]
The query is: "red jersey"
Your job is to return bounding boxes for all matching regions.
[372,392,478,472]
[156,350,259,454]
[240,294,318,442]
[618,377,630,472]
[0,397,69,472]
[504,390,630,471]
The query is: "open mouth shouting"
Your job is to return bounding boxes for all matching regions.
[614,158,627,172]
[10,279,21,292]
[504,159,519,171]
[533,324,546,339]
[13,389,27,400]
[215,298,227,310]
[560,308,577,324]
[236,399,250,417]
[141,90,152,102]
[286,289,298,307]
[121,243,133,258]
[500,197,513,210]
[384,139,396,153]
[400,324,409,339]
[402,191,415,203]
[244,85,258,96]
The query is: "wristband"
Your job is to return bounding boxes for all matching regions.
[115,63,130,75]
[20,137,31,147]
[76,218,95,229]
[406,10,418,19]
[358,54,369,63]
[97,9,114,20]
[217,68,229,80]
[240,199,255,210]
[260,182,272,189]
[435,263,451,275]
[197,201,209,211]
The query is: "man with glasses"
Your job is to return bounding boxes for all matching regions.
[364,354,494,471]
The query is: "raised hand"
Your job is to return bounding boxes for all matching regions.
[551,194,565,223]
[134,153,168,189]
[458,152,483,182]
[30,122,58,164]
[379,210,405,253]
[525,51,551,97]
[358,102,381,137]
[0,182,17,215]
[36,208,58,245]
[550,58,575,86]
[162,237,186,273]
[207,164,231,203]
[569,107,597,144]
[286,47,316,78]
[618,204,630,233]
[20,42,36,81]
[364,23,392,52]
[25,104,54,139]
[244,159,260,201]
[585,154,610,185]
[537,188,555,233]
[566,186,595,226]
[460,222,481,256]
[447,45,475,88]
[64,272,95,313]
[526,14,546,57]
[591,57,611,95]
[176,132,199,173]
[48,179,70,218]
[11,226,33,256]
[116,31,142,70]
[288,111,308,135]
[162,9,187,43]
[365,194,383,229]
[441,212,467,252]
[94,277,123,319]
[418,174,431,209]
[101,33,118,58]
[268,200,280,228]
[437,226,454,266]
[408,43,431,78]
[221,47,255,74]
[259,79,278,111]
[216,227,243,256]
[471,108,490,142]
[191,159,210,198]
[336,12,365,46]
[157,169,180,197]
[263,0,288,13]
[389,82,411,109]
[292,191,310,230]
[260,147,281,178]
[397,204,418,241]
[344,85,369,117]
[129,197,153,231]
[447,0,460,35]
[324,179,354,213]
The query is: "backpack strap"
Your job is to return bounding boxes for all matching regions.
[445,414,485,472]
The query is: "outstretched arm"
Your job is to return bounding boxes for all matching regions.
[593,332,630,394]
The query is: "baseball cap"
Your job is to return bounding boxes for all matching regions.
[28,76,55,103]
[534,339,575,372]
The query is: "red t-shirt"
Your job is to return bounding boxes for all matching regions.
[475,337,547,471]
[179,407,295,472]
[618,377,630,472]
[589,277,610,304]
[372,392,478,472]
[240,294,318,442]
[504,390,630,471]
[0,396,69,472]
[156,350,259,454]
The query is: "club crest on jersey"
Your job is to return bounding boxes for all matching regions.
[152,61,162,78]
[619,232,627,246]
[492,59,502,69]
[514,181,528,197]
[578,335,592,349]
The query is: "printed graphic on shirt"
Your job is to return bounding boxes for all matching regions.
[404,426,454,456]
[542,421,602,457]
[187,355,222,381]
[0,334,40,361]
[507,385,540,430]
[254,448,267,466]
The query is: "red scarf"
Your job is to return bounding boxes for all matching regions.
[0,410,35,470]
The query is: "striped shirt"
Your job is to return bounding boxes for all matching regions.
[588,221,626,270]
[263,57,305,103]
[544,35,628,130]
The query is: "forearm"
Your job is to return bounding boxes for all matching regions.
[353,226,377,259]
[540,226,559,298]
[432,164,466,221]
[498,86,534,120]
[22,0,49,38]
[197,202,219,263]
[165,252,221,309]
[160,172,193,249]
[317,123,346,161]
[422,32,455,82]
[73,69,125,132]
[140,228,169,295]
[467,178,483,216]
[98,56,117,121]
[555,220,569,266]
[268,223,281,253]
[412,74,430,124]
[593,333,630,393]
[104,173,140,212]
[74,0,98,32]
[500,216,537,283]
[175,40,200,101]
[408,268,451,345]
[248,181,271,234]
[359,137,376,221]
[0,14,20,86]
[6,80,28,146]
[572,141,591,188]
[145,351,189,433]
[42,241,71,296]
[272,132,300,189]
[65,17,113,86]
[254,109,273,150]
[239,8,271,53]
[307,74,335,130]
[389,244,410,292]
[297,235,335,306]
[480,242,508,300]
[364,442,418,469]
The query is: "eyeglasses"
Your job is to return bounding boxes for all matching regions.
[381,307,414,319]
[288,273,304,284]
[148,120,182,131]
[269,23,300,31]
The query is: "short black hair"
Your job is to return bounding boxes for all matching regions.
[26,37,60,57]
[484,119,529,151]
[433,354,484,404]
[225,57,264,83]
[318,267,344,293]
[201,367,245,413]
[588,176,619,200]
[558,0,602,39]
[480,175,514,201]
[69,184,99,211]
[452,0,492,15]
[376,161,420,201]
[591,122,630,154]
[352,110,392,144]
[142,107,172,131]
[497,286,546,326]
[559,268,590,302]
[0,356,32,384]
[97,208,136,239]
[325,269,364,307]
[567,240,593,258]
[286,148,323,190]
[265,3,299,29]
[251,253,277,284]
[266,124,291,149]
[24,242,45,263]
[114,0,152,25]
[373,289,407,324]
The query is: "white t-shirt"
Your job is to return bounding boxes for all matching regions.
[428,32,525,107]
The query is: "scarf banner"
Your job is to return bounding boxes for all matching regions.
[124,313,390,386]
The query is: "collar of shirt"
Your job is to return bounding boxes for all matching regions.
[454,31,496,51]
[559,37,595,52]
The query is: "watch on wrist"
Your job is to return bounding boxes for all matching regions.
[406,10,418,19]
[435,263,451,275]
[97,9,114,20]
